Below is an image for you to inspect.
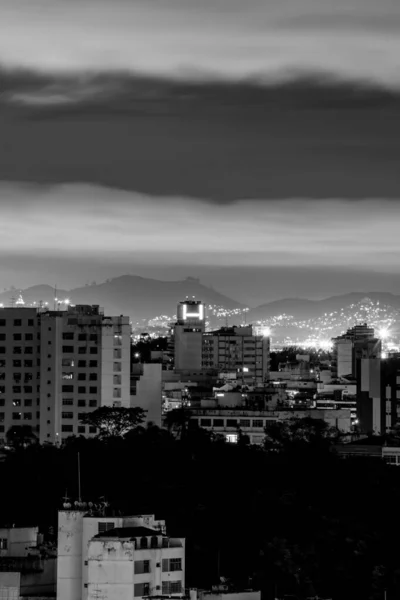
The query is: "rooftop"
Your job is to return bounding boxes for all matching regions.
[94,526,165,539]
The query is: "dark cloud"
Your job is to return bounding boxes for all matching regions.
[1,72,400,201]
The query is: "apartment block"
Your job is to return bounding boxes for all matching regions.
[0,305,131,445]
[202,325,270,385]
[57,510,184,600]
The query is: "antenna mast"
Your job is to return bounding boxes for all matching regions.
[77,453,81,502]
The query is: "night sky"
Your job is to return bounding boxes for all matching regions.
[1,0,399,305]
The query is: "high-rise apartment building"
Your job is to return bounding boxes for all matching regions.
[202,325,270,385]
[356,356,400,436]
[0,305,131,445]
[332,324,381,379]
[173,300,205,372]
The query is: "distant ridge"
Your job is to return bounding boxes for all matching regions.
[0,275,244,324]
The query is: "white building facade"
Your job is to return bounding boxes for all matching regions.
[57,510,185,600]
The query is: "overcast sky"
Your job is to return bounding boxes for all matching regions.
[0,0,399,305]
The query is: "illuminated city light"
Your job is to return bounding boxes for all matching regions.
[378,327,390,340]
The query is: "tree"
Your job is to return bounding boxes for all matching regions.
[164,405,193,440]
[79,406,146,438]
[264,417,341,453]
[6,425,38,448]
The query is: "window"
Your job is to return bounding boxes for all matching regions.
[200,418,211,427]
[24,347,33,354]
[90,334,98,343]
[78,399,86,407]
[24,399,32,407]
[89,426,97,434]
[0,539,8,550]
[114,349,121,359]
[90,387,97,394]
[0,334,5,341]
[78,334,87,341]
[28,319,34,326]
[24,360,33,367]
[13,386,21,394]
[0,412,4,421]
[78,426,85,434]
[78,373,86,381]
[62,373,74,380]
[0,348,5,354]
[89,373,97,381]
[78,386,86,394]
[162,581,182,595]
[12,412,22,420]
[78,413,86,421]
[162,558,182,572]
[89,399,97,407]
[239,419,251,428]
[24,412,32,420]
[14,319,22,326]
[13,347,22,354]
[140,537,148,549]
[62,412,73,419]
[0,373,4,380]
[78,360,86,368]
[62,385,74,393]
[0,400,4,407]
[78,347,86,354]
[89,360,98,368]
[252,419,264,428]
[63,399,73,406]
[61,425,73,433]
[13,333,22,341]
[98,522,115,533]
[113,375,121,385]
[0,360,5,367]
[90,347,98,355]
[134,583,150,597]
[62,346,74,353]
[150,536,158,548]
[113,362,121,372]
[134,560,150,574]
[0,386,5,394]
[62,358,74,367]
[63,332,74,340]
[0,320,5,326]
[226,419,238,427]
[213,419,224,427]
[25,333,33,341]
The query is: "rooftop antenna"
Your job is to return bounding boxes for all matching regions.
[77,453,81,503]
[53,285,57,311]
[10,296,16,308]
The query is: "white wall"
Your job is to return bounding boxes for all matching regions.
[57,511,85,600]
[131,364,162,427]
[0,527,38,557]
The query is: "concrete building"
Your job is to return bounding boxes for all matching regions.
[57,510,184,600]
[356,356,400,436]
[202,326,270,386]
[189,407,352,445]
[0,526,56,597]
[0,527,39,558]
[131,363,163,427]
[332,324,380,379]
[173,300,205,373]
[0,305,131,446]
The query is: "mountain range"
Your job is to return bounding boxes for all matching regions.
[1,277,400,340]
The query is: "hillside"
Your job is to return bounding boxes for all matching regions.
[0,276,244,325]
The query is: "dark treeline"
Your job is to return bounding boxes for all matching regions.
[1,425,400,599]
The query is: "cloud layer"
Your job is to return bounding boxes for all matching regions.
[1,0,400,85]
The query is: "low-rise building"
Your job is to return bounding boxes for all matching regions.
[189,408,352,445]
[57,509,184,600]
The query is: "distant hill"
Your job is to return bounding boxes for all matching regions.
[249,292,400,321]
[0,276,244,325]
